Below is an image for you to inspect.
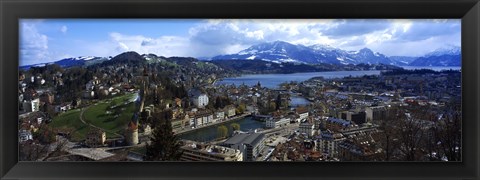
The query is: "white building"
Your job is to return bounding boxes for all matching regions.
[223,133,266,161]
[22,98,40,113]
[19,129,33,142]
[55,104,72,113]
[265,117,290,129]
[299,122,315,137]
[190,89,209,108]
[317,130,345,158]
[296,107,309,122]
[192,111,213,128]
[180,143,243,161]
[215,111,225,122]
[224,105,236,117]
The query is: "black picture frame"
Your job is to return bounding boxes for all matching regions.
[1,0,479,179]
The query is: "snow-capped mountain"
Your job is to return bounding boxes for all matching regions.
[212,41,395,65]
[389,56,419,66]
[213,41,321,64]
[345,48,396,65]
[20,56,110,70]
[409,46,461,66]
[424,46,461,57]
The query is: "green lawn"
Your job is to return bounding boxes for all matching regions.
[49,109,91,141]
[83,93,137,138]
[49,93,137,141]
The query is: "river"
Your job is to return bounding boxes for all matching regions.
[179,116,265,142]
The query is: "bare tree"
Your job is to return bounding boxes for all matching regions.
[19,126,72,161]
[429,102,461,161]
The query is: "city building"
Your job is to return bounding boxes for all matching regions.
[317,130,346,158]
[40,92,54,105]
[299,122,315,137]
[224,105,236,117]
[18,129,33,142]
[223,133,266,161]
[55,103,72,113]
[215,111,225,122]
[189,89,209,108]
[338,139,383,161]
[180,142,243,161]
[296,106,309,122]
[265,117,290,129]
[365,106,387,123]
[326,117,353,131]
[22,98,40,113]
[86,129,106,147]
[340,111,367,125]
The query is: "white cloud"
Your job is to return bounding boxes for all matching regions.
[100,19,460,58]
[20,19,461,66]
[334,19,460,56]
[60,25,68,34]
[105,32,191,57]
[187,19,340,56]
[20,22,50,65]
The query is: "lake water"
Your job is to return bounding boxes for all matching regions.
[179,116,265,142]
[217,70,382,89]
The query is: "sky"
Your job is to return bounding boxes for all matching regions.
[20,19,461,66]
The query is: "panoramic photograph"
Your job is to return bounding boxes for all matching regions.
[18,19,461,162]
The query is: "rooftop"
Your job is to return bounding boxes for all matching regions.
[181,143,241,158]
[223,133,265,146]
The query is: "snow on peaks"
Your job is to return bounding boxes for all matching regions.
[74,56,96,61]
[425,46,461,57]
[309,44,337,51]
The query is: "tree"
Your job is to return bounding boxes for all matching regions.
[426,101,461,161]
[268,101,277,113]
[19,128,71,161]
[217,125,228,139]
[214,96,232,109]
[230,123,240,131]
[145,112,183,161]
[236,103,246,114]
[380,105,429,161]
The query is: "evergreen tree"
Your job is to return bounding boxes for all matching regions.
[145,113,183,161]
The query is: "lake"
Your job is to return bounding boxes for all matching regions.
[217,70,382,89]
[178,116,265,142]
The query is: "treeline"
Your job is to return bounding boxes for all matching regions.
[381,69,460,76]
[150,72,188,100]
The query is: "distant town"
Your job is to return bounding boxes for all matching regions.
[18,49,461,162]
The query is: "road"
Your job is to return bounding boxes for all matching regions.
[261,123,300,137]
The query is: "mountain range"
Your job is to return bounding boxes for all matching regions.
[20,41,461,70]
[210,41,461,67]
[20,56,111,70]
